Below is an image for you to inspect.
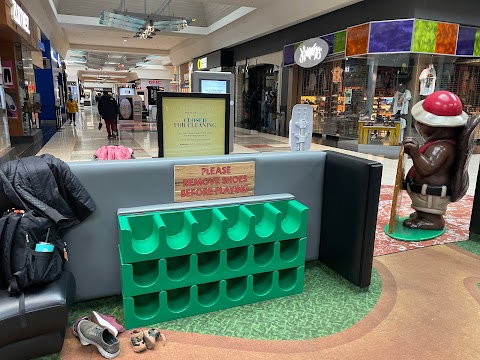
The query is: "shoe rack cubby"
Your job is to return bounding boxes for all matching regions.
[118,199,308,330]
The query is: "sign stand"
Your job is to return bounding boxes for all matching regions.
[289,105,313,152]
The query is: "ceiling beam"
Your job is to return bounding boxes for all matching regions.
[117,0,126,11]
[154,0,173,15]
[69,44,169,56]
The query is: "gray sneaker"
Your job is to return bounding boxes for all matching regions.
[77,319,120,359]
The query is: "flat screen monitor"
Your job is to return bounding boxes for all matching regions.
[200,80,228,94]
[119,88,135,96]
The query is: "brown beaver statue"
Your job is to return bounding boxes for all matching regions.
[403,91,480,230]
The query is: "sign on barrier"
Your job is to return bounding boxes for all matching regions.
[174,162,255,202]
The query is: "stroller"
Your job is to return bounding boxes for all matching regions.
[93,145,135,160]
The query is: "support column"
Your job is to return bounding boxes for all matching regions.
[366,55,378,120]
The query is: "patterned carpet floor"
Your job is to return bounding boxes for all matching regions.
[374,185,473,256]
[34,185,478,359]
[68,262,382,342]
[45,244,480,360]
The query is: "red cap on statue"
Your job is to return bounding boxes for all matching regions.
[411,91,468,127]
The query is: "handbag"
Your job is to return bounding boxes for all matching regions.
[98,120,103,130]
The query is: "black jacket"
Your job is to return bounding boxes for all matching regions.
[0,155,96,236]
[98,94,119,120]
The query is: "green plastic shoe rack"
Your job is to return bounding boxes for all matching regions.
[118,199,308,330]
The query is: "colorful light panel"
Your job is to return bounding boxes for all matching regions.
[283,44,295,66]
[456,26,477,55]
[333,30,347,54]
[474,29,480,56]
[435,22,458,54]
[321,33,335,55]
[346,24,369,56]
[412,19,438,53]
[369,20,414,53]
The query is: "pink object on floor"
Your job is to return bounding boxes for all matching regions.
[93,311,125,334]
[94,145,133,160]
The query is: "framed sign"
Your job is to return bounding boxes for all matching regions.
[157,92,230,158]
[174,162,255,202]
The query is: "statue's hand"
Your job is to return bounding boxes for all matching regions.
[403,138,420,158]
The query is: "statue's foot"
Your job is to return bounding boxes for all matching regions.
[403,215,445,230]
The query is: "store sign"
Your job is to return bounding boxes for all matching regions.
[197,57,208,70]
[294,37,329,68]
[51,49,59,63]
[11,0,30,34]
[174,162,255,202]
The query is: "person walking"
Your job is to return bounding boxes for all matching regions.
[66,95,79,126]
[98,91,119,139]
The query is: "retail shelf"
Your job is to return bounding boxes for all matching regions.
[120,238,306,297]
[118,200,308,264]
[123,266,305,329]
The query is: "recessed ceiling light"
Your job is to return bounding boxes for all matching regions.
[123,39,128,42]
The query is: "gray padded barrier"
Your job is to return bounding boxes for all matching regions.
[470,164,480,236]
[65,152,326,301]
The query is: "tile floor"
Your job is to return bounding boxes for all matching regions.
[36,107,479,196]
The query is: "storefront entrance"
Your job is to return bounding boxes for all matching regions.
[241,64,278,132]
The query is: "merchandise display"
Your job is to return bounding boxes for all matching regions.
[392,84,412,115]
[419,64,437,96]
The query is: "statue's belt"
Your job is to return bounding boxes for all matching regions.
[403,178,452,197]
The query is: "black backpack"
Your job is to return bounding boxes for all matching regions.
[0,209,66,293]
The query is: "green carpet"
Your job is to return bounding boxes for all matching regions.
[455,237,480,256]
[67,262,382,341]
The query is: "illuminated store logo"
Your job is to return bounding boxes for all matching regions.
[11,0,30,35]
[197,57,208,70]
[294,38,329,68]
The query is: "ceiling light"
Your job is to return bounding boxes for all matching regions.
[123,39,128,42]
[100,10,192,39]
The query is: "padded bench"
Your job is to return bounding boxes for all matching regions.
[0,272,76,360]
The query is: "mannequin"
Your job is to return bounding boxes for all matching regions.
[391,84,411,143]
[392,84,412,115]
[419,64,437,96]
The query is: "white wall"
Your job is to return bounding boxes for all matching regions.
[22,0,70,58]
[169,0,361,65]
[84,82,114,89]
[132,67,173,81]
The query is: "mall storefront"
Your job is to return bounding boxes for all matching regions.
[235,51,283,134]
[0,0,42,162]
[283,19,480,146]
